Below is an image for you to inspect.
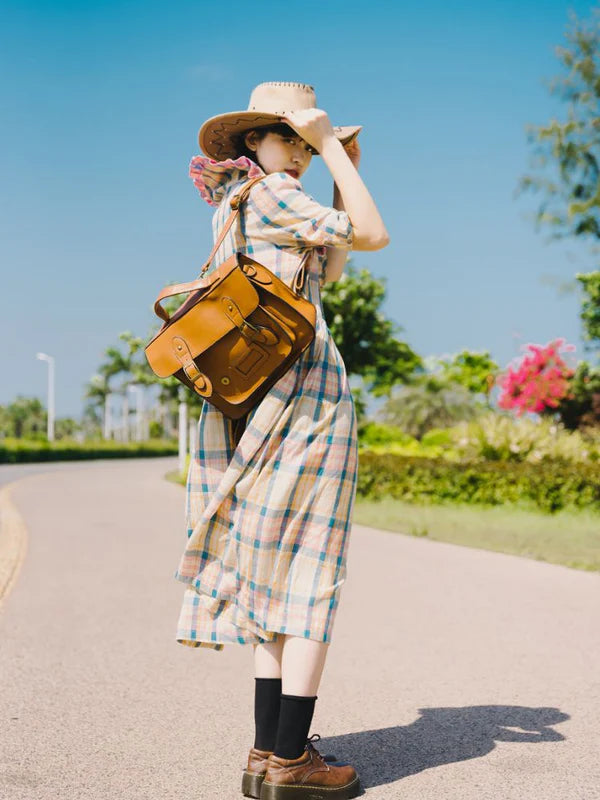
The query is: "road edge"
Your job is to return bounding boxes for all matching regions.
[0,484,28,607]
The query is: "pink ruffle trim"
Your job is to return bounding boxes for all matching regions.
[189,155,266,207]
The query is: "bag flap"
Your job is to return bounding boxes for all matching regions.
[145,265,260,378]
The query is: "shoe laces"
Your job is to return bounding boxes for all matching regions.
[305,733,322,753]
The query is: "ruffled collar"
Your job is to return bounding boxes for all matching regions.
[189,155,266,207]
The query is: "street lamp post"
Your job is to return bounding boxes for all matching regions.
[36,352,55,442]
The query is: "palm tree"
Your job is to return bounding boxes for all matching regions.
[83,374,111,439]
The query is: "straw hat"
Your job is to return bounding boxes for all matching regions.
[198,81,362,160]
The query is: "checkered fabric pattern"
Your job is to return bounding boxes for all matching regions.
[174,156,359,650]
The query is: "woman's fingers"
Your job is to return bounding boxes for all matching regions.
[279,109,336,152]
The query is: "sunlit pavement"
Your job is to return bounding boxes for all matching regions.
[0,457,598,799]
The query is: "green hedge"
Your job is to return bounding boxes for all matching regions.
[0,438,179,463]
[357,450,600,514]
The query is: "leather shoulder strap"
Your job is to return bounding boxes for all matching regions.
[197,173,312,295]
[197,175,265,278]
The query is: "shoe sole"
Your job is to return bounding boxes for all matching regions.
[242,769,264,798]
[260,774,361,800]
[242,756,339,797]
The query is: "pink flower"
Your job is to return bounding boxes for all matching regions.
[497,338,576,415]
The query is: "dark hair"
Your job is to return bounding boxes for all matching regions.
[233,122,318,167]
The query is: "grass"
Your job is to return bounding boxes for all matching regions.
[353,496,600,572]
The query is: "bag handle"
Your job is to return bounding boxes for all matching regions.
[152,175,312,323]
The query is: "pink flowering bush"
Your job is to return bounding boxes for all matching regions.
[497,338,576,416]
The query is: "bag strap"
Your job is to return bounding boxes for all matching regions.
[197,175,265,279]
[152,175,312,323]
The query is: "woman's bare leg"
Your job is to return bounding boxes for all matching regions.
[253,634,330,692]
[253,635,285,678]
[281,634,330,696]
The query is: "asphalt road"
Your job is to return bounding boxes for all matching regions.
[0,457,598,799]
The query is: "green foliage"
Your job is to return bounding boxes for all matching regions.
[359,421,415,446]
[553,359,600,429]
[517,9,600,360]
[437,350,500,397]
[577,271,600,354]
[321,261,422,395]
[517,9,600,250]
[356,409,599,465]
[419,427,455,447]
[0,396,47,439]
[375,351,501,439]
[356,450,600,514]
[378,378,485,439]
[358,424,450,459]
[446,410,598,464]
[0,438,178,463]
[148,420,165,438]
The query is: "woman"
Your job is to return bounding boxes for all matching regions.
[173,82,390,799]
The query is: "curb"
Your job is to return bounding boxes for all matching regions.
[0,484,28,607]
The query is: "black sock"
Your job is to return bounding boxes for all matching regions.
[253,677,282,751]
[273,693,318,760]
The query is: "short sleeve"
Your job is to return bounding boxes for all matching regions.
[246,171,353,250]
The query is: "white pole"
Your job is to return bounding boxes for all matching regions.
[122,393,129,443]
[104,392,112,440]
[178,400,188,475]
[48,356,55,441]
[36,352,55,442]
[138,387,145,441]
[128,385,143,442]
[188,415,196,461]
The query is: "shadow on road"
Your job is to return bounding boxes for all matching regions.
[319,705,568,792]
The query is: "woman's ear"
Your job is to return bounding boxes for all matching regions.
[244,130,257,153]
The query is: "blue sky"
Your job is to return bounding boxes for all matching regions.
[1,0,598,419]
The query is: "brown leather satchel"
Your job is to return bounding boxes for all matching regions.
[144,175,317,420]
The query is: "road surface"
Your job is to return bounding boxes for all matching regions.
[0,457,598,799]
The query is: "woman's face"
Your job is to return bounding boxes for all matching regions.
[245,130,314,180]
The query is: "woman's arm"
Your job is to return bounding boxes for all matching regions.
[279,109,390,252]
[322,181,349,283]
[323,138,361,283]
[320,136,389,251]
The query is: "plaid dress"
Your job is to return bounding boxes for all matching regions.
[174,155,358,650]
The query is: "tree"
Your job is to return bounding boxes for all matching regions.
[321,260,422,397]
[83,373,111,438]
[577,271,600,355]
[0,396,47,439]
[554,359,600,430]
[378,379,483,440]
[436,350,500,403]
[518,8,600,250]
[516,6,600,427]
[377,352,495,439]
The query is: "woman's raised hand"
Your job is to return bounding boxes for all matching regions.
[278,108,336,153]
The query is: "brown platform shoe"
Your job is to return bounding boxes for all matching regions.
[242,747,273,798]
[259,734,361,800]
[242,742,341,798]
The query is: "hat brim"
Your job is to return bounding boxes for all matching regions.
[198,110,361,160]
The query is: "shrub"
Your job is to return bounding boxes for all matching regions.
[0,438,178,463]
[356,450,600,514]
